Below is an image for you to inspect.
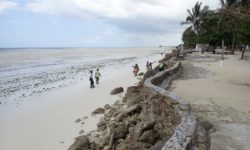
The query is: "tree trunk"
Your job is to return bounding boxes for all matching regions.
[231,33,235,55]
[222,40,224,60]
[201,44,205,54]
[241,47,246,60]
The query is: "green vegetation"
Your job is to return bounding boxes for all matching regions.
[182,0,250,58]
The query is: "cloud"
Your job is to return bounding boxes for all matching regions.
[25,0,219,35]
[103,30,114,36]
[22,0,220,46]
[0,0,18,13]
[26,0,219,19]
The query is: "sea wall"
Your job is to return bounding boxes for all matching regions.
[143,51,211,150]
[144,61,197,149]
[68,50,211,150]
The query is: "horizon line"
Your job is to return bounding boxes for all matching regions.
[0,45,175,49]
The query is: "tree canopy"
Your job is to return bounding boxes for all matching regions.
[182,0,250,50]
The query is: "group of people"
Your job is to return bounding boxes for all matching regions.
[89,53,167,88]
[89,68,101,88]
[132,60,157,77]
[146,61,153,70]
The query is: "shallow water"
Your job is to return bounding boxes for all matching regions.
[0,47,172,105]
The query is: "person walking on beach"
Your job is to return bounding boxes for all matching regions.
[95,68,101,84]
[149,62,153,69]
[149,61,156,70]
[146,61,150,70]
[89,70,95,88]
[159,62,165,71]
[176,46,181,59]
[133,64,139,76]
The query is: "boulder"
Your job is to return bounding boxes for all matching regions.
[123,86,146,106]
[116,104,142,121]
[139,121,155,136]
[89,132,111,148]
[149,140,165,150]
[97,120,107,131]
[103,145,111,150]
[138,70,156,86]
[200,120,213,132]
[92,108,105,115]
[139,130,159,144]
[75,118,81,123]
[112,123,129,140]
[90,142,100,150]
[110,87,124,95]
[79,129,85,135]
[138,72,144,76]
[68,135,90,150]
[104,104,111,110]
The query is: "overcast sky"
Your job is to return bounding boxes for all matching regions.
[0,0,220,48]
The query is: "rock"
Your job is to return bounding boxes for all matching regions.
[83,116,88,119]
[116,104,142,121]
[92,108,105,115]
[198,143,207,150]
[138,70,156,86]
[79,129,85,135]
[90,142,100,150]
[75,118,81,123]
[112,123,129,140]
[103,145,111,150]
[139,121,155,136]
[97,120,107,131]
[123,86,146,106]
[97,120,106,127]
[149,140,165,150]
[104,104,111,110]
[110,87,124,95]
[113,100,122,107]
[139,130,159,144]
[138,72,144,76]
[68,135,90,150]
[89,132,110,148]
[200,120,213,131]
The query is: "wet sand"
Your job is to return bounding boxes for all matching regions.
[0,66,148,150]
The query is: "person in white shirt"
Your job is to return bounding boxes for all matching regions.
[95,68,102,84]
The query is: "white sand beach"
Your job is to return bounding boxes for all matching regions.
[0,69,136,150]
[0,48,163,150]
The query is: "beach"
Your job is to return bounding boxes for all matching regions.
[170,51,250,150]
[1,48,250,150]
[0,47,165,150]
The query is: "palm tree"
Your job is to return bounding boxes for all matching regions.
[218,0,249,54]
[181,2,209,39]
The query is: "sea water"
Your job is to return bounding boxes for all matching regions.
[0,47,172,105]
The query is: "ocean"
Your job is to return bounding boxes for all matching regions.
[0,47,172,104]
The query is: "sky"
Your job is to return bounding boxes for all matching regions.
[0,0,220,48]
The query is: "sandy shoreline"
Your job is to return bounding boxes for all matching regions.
[2,49,249,150]
[0,71,137,150]
[170,51,250,150]
[0,52,161,150]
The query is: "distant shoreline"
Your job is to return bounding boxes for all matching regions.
[0,46,175,50]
